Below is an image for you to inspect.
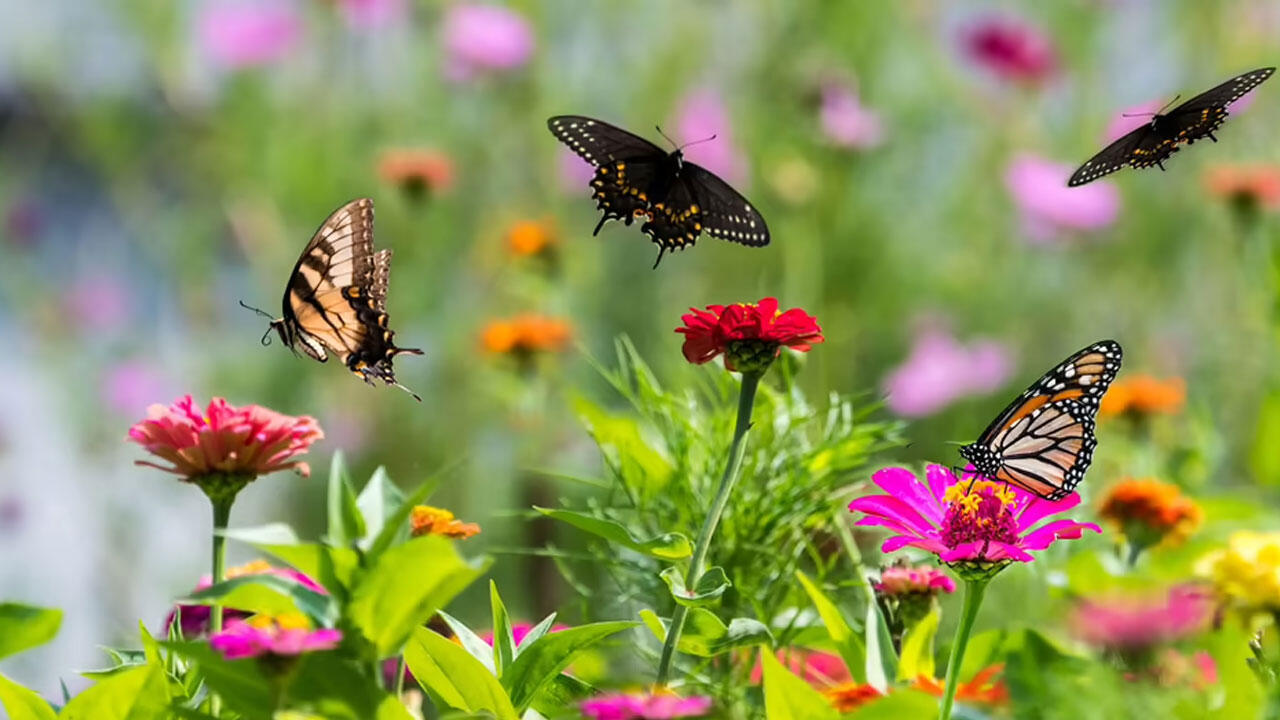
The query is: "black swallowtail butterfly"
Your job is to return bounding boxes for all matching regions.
[548,115,769,267]
[1068,68,1274,187]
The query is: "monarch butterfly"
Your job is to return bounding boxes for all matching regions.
[244,198,423,400]
[1068,68,1274,186]
[547,115,769,268]
[958,340,1122,500]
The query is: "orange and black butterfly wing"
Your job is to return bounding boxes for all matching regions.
[964,341,1122,500]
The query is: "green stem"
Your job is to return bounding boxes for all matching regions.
[208,494,234,716]
[655,371,762,686]
[940,578,989,720]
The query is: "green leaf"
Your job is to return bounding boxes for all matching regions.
[180,574,335,625]
[640,609,772,657]
[571,400,674,500]
[759,646,839,720]
[489,581,515,678]
[404,627,518,720]
[286,651,413,720]
[515,613,559,653]
[843,689,937,718]
[348,535,489,657]
[863,599,897,692]
[1205,624,1264,718]
[530,673,595,717]
[58,666,169,720]
[364,463,451,563]
[439,612,497,673]
[162,641,273,718]
[660,566,730,607]
[225,525,360,599]
[501,621,635,713]
[1252,390,1280,486]
[0,672,56,720]
[327,452,367,547]
[137,622,161,669]
[534,507,691,559]
[0,604,62,660]
[896,608,939,681]
[355,466,404,547]
[795,570,865,683]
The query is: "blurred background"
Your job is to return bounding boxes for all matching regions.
[1,0,1278,697]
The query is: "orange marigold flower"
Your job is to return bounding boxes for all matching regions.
[480,314,573,355]
[1099,375,1185,418]
[1204,164,1280,210]
[821,682,882,712]
[410,505,480,539]
[377,148,454,196]
[913,664,1009,706]
[506,219,557,257]
[1099,478,1202,549]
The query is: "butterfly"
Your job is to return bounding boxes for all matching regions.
[1068,68,1274,186]
[244,198,423,400]
[958,340,1122,501]
[547,115,769,268]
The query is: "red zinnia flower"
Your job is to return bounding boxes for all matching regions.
[675,297,823,373]
[127,395,323,480]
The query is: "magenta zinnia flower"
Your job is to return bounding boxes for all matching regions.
[210,615,342,660]
[127,395,323,480]
[198,0,300,70]
[672,88,745,183]
[876,564,957,597]
[961,16,1057,85]
[1005,153,1120,244]
[580,692,713,720]
[1070,585,1211,652]
[849,465,1100,574]
[441,3,535,81]
[882,326,1012,417]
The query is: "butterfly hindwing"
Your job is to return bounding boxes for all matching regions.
[682,163,769,247]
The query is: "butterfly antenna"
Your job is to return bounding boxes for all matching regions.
[259,326,274,347]
[393,382,423,402]
[1119,111,1156,118]
[239,300,275,320]
[1156,93,1182,114]
[678,133,718,151]
[655,125,679,150]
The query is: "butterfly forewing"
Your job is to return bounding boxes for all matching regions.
[548,115,665,167]
[1172,67,1275,112]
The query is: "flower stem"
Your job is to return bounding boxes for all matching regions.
[940,578,989,720]
[655,371,762,686]
[208,492,234,716]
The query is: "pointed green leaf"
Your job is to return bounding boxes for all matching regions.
[138,623,161,670]
[364,463,452,563]
[534,508,691,559]
[569,399,674,500]
[439,612,497,673]
[348,536,489,657]
[327,452,366,546]
[515,613,559,653]
[795,570,864,683]
[896,608,939,681]
[356,466,404,547]
[285,651,413,719]
[180,574,336,625]
[863,599,896,692]
[530,673,595,717]
[404,627,518,720]
[0,672,55,720]
[660,566,731,607]
[161,642,273,718]
[0,604,62,660]
[640,609,772,657]
[59,665,169,720]
[490,581,515,678]
[501,621,635,713]
[759,646,839,720]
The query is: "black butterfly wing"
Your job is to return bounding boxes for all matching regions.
[1170,67,1274,113]
[1068,125,1151,187]
[547,115,665,166]
[679,163,770,248]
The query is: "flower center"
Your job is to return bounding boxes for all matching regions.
[940,481,1020,549]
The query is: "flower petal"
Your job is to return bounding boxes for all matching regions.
[882,535,948,554]
[1020,519,1102,550]
[849,493,938,536]
[871,467,944,522]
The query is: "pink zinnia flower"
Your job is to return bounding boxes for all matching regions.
[673,89,746,183]
[849,465,1101,570]
[166,560,326,638]
[198,1,301,70]
[580,692,713,720]
[441,3,535,81]
[1105,99,1166,143]
[819,81,884,150]
[1005,153,1120,243]
[481,621,569,647]
[337,0,406,29]
[961,16,1057,85]
[210,615,341,660]
[1071,585,1212,652]
[882,327,1012,417]
[876,564,957,597]
[127,395,323,480]
[558,147,597,194]
[749,649,851,688]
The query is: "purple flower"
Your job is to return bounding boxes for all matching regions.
[882,327,1012,417]
[441,3,535,82]
[961,16,1057,85]
[580,692,713,720]
[64,274,130,334]
[819,81,884,150]
[673,88,745,183]
[849,465,1101,567]
[1005,153,1120,243]
[210,616,342,660]
[102,361,172,417]
[198,1,301,70]
[338,0,406,29]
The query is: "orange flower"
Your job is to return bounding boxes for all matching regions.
[1099,478,1202,548]
[1099,375,1185,419]
[506,219,557,257]
[1204,164,1280,210]
[377,148,454,196]
[821,682,882,712]
[410,505,480,539]
[913,664,1009,706]
[480,314,573,355]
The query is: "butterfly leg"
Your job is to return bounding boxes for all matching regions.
[593,215,608,236]
[1156,160,1166,171]
[1207,131,1218,142]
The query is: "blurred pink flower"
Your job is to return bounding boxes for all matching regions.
[102,362,172,416]
[338,0,406,29]
[441,3,535,81]
[749,649,851,688]
[481,621,568,647]
[961,16,1057,85]
[210,617,341,660]
[558,147,597,193]
[673,88,746,183]
[850,465,1101,566]
[167,560,326,638]
[1071,585,1212,651]
[65,274,130,334]
[882,327,1012,417]
[819,81,884,150]
[580,692,713,720]
[1105,99,1165,143]
[198,1,301,70]
[876,564,956,597]
[1005,154,1120,243]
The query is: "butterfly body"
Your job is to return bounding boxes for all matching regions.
[264,198,423,400]
[1068,68,1274,187]
[959,340,1122,500]
[549,115,768,266]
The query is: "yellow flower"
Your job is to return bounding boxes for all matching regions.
[410,505,481,539]
[1197,531,1280,618]
[1098,477,1202,548]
